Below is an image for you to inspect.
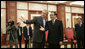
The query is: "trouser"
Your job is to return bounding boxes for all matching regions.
[9,39,18,48]
[18,36,22,48]
[33,33,45,48]
[6,34,10,46]
[77,37,84,48]
[42,34,45,48]
[33,37,45,48]
[48,42,60,48]
[33,42,44,48]
[82,38,84,48]
[25,35,29,48]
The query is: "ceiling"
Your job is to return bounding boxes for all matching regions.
[28,1,84,7]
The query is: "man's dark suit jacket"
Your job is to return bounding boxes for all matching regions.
[75,23,84,40]
[17,26,22,39]
[23,16,45,43]
[45,19,63,44]
[23,26,32,39]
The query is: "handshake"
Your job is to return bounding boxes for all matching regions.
[40,26,45,31]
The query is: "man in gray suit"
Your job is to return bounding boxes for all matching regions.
[20,10,47,48]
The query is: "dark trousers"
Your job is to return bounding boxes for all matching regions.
[48,42,60,48]
[33,41,45,48]
[82,38,84,48]
[18,36,22,48]
[25,36,29,48]
[33,42,42,48]
[77,36,84,48]
[42,34,45,48]
[33,34,45,48]
[77,40,81,48]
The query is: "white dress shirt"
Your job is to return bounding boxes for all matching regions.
[26,26,29,36]
[43,18,46,28]
[52,19,56,24]
[18,26,21,36]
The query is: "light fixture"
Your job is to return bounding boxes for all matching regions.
[57,1,67,3]
[47,1,52,2]
[40,1,43,2]
[70,1,84,6]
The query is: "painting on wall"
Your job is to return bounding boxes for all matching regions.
[66,13,71,28]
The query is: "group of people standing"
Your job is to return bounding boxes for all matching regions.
[6,10,84,48]
[6,20,32,48]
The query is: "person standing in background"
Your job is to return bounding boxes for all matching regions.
[75,18,84,48]
[23,24,32,48]
[16,22,22,48]
[6,20,18,48]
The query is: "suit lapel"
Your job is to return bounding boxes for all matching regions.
[51,20,53,26]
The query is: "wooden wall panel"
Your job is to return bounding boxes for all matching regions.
[57,4,66,28]
[7,1,17,25]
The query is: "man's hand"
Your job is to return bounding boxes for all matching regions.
[19,16,25,22]
[24,38,26,40]
[59,41,63,45]
[40,26,45,31]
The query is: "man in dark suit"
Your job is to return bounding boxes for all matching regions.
[16,22,22,48]
[23,24,32,48]
[45,12,63,48]
[75,18,84,48]
[20,10,47,48]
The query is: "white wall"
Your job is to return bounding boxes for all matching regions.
[17,2,28,9]
[29,3,47,11]
[17,10,28,27]
[1,9,6,34]
[65,6,71,12]
[71,7,84,14]
[1,1,6,8]
[1,1,6,34]
[48,5,57,11]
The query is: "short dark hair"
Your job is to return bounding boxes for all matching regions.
[54,12,57,16]
[8,20,14,26]
[77,17,82,20]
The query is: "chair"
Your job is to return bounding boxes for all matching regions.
[64,27,77,48]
